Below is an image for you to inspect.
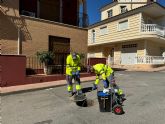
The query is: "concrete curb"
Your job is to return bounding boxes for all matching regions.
[0,76,96,95]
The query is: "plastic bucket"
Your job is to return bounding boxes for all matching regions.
[97,91,111,112]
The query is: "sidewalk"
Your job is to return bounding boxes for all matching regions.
[113,65,165,72]
[0,76,96,94]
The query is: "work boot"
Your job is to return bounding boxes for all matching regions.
[77,90,82,95]
[68,91,73,97]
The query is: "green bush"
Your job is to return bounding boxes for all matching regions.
[36,51,55,66]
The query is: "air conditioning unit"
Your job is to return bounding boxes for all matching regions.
[21,10,35,17]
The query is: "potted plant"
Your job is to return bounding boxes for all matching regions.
[36,51,55,75]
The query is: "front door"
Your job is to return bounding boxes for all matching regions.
[49,36,70,73]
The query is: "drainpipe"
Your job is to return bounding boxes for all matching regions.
[17,28,22,55]
[60,0,63,23]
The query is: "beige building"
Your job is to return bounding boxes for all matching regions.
[0,0,88,57]
[88,0,165,68]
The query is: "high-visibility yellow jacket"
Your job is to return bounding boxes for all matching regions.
[66,54,81,75]
[93,63,113,85]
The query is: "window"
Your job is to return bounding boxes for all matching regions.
[122,44,137,48]
[107,9,113,18]
[118,20,128,31]
[21,10,36,17]
[120,6,127,14]
[91,30,96,43]
[100,26,108,35]
[147,19,153,24]
[88,53,95,58]
[19,0,37,17]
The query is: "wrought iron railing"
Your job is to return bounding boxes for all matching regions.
[26,55,87,75]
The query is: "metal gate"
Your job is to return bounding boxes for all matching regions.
[121,44,137,65]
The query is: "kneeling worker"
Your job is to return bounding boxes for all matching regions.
[90,63,123,95]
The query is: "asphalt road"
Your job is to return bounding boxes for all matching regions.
[1,71,165,124]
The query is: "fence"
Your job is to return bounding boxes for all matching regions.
[136,56,165,64]
[26,54,87,75]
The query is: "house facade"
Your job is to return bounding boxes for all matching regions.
[0,0,88,57]
[88,0,165,68]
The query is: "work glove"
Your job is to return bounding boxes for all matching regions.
[75,71,80,76]
[103,88,110,93]
[111,79,115,84]
[92,84,97,90]
[72,71,76,75]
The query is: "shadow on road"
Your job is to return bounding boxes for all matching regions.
[82,87,93,93]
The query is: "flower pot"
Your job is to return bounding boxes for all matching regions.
[44,66,52,75]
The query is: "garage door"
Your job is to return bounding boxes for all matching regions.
[121,44,137,65]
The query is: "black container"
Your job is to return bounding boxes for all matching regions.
[97,91,112,112]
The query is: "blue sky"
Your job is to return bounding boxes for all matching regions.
[87,0,165,25]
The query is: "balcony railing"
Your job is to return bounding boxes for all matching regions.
[136,56,165,64]
[141,24,165,37]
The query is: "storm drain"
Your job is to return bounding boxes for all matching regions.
[76,99,95,107]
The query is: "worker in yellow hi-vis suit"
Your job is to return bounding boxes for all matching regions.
[66,52,82,97]
[90,63,123,95]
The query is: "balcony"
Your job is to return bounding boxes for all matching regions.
[141,24,165,37]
